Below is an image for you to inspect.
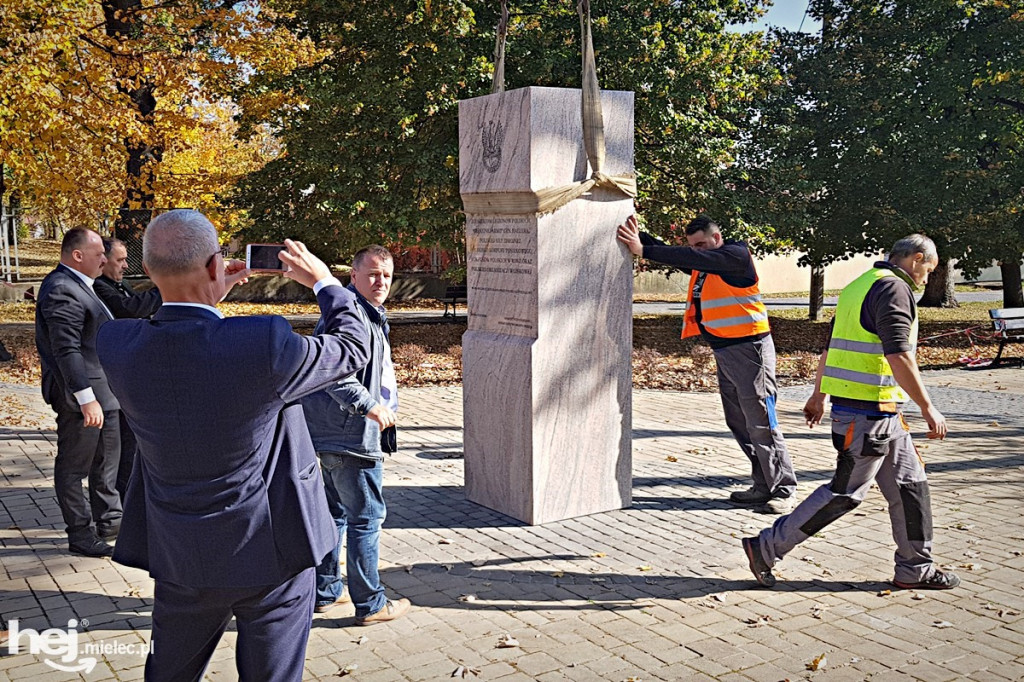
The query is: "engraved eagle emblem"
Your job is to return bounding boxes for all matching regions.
[480,119,504,173]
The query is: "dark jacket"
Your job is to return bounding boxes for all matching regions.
[35,264,118,410]
[301,285,394,460]
[94,275,162,319]
[96,284,370,588]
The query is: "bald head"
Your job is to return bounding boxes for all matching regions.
[143,210,219,277]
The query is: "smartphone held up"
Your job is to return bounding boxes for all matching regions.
[246,244,287,272]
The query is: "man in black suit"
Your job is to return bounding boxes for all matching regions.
[35,227,121,557]
[94,237,162,499]
[95,237,162,319]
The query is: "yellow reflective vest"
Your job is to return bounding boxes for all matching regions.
[820,267,918,403]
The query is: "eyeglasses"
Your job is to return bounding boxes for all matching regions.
[205,247,230,268]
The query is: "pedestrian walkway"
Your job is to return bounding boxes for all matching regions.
[1,370,1023,680]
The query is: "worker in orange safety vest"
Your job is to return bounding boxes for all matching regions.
[617,214,797,514]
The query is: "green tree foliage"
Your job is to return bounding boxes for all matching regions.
[742,0,1024,306]
[234,0,782,265]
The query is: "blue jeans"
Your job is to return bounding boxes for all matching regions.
[315,453,387,618]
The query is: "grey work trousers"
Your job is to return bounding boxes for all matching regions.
[714,336,797,498]
[757,410,937,583]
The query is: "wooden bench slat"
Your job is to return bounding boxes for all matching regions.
[989,307,1024,319]
[987,307,1024,368]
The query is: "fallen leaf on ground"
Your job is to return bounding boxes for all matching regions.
[666,456,678,462]
[438,538,455,545]
[451,665,480,678]
[806,654,827,671]
[638,566,653,572]
[551,571,564,578]
[877,589,892,597]
[496,633,519,648]
[592,552,606,558]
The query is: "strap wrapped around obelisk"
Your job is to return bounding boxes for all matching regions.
[462,0,637,217]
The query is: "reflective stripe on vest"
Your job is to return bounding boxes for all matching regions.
[820,267,918,403]
[682,270,770,339]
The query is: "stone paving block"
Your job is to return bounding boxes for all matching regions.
[2,379,1023,680]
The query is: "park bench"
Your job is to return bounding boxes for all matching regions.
[988,307,1024,367]
[436,284,467,321]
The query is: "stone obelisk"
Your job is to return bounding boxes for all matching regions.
[459,86,634,525]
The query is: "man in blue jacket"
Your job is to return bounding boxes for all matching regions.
[97,210,370,681]
[302,244,411,625]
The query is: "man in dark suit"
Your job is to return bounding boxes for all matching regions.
[95,237,162,319]
[94,237,162,500]
[35,227,121,557]
[96,209,370,682]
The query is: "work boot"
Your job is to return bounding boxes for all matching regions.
[741,537,776,588]
[893,570,960,590]
[753,497,795,515]
[729,487,771,505]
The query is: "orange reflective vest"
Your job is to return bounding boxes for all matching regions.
[682,271,771,339]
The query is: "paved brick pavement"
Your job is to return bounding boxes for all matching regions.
[1,369,1023,681]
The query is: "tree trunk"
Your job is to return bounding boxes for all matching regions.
[918,257,959,307]
[103,0,160,275]
[1001,260,1024,308]
[8,193,20,245]
[808,266,825,321]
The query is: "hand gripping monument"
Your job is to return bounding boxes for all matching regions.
[458,3,635,524]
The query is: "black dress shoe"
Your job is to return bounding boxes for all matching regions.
[97,524,120,541]
[69,538,114,558]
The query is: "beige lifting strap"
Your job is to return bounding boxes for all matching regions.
[464,0,637,216]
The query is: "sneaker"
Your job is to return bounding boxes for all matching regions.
[893,570,960,590]
[313,587,351,614]
[355,598,411,626]
[753,497,795,515]
[741,537,776,588]
[730,487,771,505]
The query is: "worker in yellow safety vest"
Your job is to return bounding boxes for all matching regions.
[742,233,960,591]
[618,214,797,514]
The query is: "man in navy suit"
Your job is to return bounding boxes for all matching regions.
[96,209,370,682]
[94,237,163,502]
[35,227,121,557]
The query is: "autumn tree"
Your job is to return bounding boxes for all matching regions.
[743,0,1024,307]
[234,0,781,266]
[0,0,321,265]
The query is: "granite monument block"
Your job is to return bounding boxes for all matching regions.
[459,86,634,525]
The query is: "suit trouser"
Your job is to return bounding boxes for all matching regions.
[146,568,315,682]
[53,400,122,541]
[713,336,797,498]
[757,410,937,583]
[115,410,138,501]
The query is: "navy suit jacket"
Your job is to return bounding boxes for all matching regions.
[35,264,118,410]
[96,285,369,588]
